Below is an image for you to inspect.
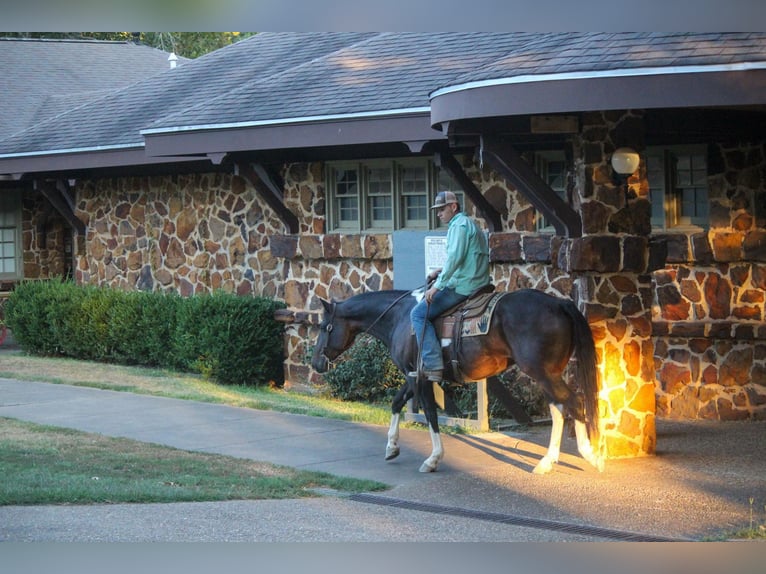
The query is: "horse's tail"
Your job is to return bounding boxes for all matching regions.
[562,300,600,440]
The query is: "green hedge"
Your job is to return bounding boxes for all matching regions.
[4,280,285,387]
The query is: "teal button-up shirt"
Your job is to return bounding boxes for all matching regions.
[433,211,490,296]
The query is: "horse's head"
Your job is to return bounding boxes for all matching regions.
[311,299,357,373]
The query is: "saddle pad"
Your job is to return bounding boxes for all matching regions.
[460,292,505,337]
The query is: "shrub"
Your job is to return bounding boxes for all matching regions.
[104,290,181,367]
[4,279,68,355]
[173,291,285,386]
[322,334,405,403]
[55,284,116,360]
[5,280,285,387]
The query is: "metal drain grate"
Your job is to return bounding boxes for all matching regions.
[349,493,686,542]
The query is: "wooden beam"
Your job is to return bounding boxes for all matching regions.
[486,375,533,425]
[234,163,299,234]
[435,151,502,232]
[480,135,582,237]
[35,180,86,235]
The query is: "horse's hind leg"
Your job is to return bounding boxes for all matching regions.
[533,403,565,474]
[421,425,444,473]
[418,381,444,473]
[562,387,604,472]
[574,419,605,472]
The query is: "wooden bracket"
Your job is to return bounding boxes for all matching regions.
[435,151,502,232]
[35,179,86,235]
[479,135,582,237]
[235,163,299,234]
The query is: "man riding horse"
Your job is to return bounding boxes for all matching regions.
[409,191,490,386]
[312,191,603,474]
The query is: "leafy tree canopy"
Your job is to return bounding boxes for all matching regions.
[0,32,254,58]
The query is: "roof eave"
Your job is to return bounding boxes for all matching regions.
[143,112,442,158]
[430,66,766,128]
[0,146,207,178]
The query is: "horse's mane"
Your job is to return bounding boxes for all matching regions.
[336,289,416,316]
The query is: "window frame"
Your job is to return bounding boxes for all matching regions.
[533,150,568,232]
[0,190,22,280]
[327,157,455,233]
[646,144,709,231]
[364,159,395,231]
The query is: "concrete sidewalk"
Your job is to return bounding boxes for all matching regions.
[1,377,765,541]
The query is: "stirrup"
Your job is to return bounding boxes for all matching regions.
[407,370,442,382]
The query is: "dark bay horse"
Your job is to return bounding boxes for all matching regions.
[311,287,604,474]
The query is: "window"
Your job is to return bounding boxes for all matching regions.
[367,163,393,229]
[647,146,709,229]
[0,190,21,279]
[533,151,567,232]
[327,157,461,232]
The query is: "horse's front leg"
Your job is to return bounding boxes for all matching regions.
[386,413,401,460]
[386,384,412,460]
[418,381,444,473]
[533,402,564,474]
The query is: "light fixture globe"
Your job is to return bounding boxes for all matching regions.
[611,147,640,175]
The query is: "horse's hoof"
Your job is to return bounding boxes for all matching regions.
[592,456,605,473]
[533,459,554,475]
[582,451,604,472]
[419,462,437,473]
[385,446,400,461]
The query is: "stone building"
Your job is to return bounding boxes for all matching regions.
[2,33,766,460]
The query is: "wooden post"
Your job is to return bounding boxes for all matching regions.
[405,378,490,431]
[476,378,489,431]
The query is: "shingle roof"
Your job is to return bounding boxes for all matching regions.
[146,32,537,132]
[443,32,766,87]
[1,32,765,169]
[0,37,182,138]
[0,33,377,155]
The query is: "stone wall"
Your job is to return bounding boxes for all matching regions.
[21,190,70,280]
[651,142,766,420]
[13,117,763,435]
[562,110,657,458]
[73,172,286,296]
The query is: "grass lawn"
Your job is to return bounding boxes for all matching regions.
[0,350,399,426]
[0,350,401,505]
[0,416,387,505]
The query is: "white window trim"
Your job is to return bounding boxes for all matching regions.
[327,157,446,233]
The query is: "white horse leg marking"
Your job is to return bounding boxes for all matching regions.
[419,428,444,473]
[574,419,605,472]
[385,413,401,460]
[533,403,564,475]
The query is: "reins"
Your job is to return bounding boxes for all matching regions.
[321,287,419,365]
[362,289,413,337]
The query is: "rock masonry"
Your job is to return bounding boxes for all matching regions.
[13,110,766,462]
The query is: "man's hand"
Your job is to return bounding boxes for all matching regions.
[425,286,439,303]
[427,269,442,283]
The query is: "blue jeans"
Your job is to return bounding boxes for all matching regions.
[410,287,467,373]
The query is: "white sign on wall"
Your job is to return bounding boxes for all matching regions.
[424,236,447,277]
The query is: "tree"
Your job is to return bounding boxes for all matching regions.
[0,32,254,58]
[138,32,254,59]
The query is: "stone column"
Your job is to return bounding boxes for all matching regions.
[562,110,657,459]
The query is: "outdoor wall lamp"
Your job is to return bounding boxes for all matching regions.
[611,147,640,177]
